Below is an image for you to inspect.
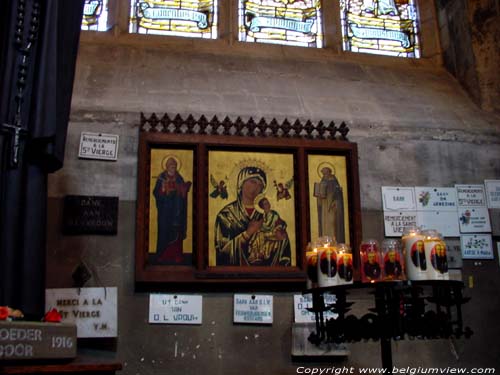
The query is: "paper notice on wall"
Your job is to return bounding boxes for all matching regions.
[382,187,416,211]
[485,180,500,209]
[458,207,492,233]
[460,234,493,259]
[383,211,418,237]
[415,187,458,211]
[416,211,460,237]
[455,185,486,207]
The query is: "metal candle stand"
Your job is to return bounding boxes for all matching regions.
[304,280,472,370]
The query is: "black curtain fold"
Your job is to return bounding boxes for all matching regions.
[0,0,85,318]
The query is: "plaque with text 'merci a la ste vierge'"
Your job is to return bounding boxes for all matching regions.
[63,195,118,235]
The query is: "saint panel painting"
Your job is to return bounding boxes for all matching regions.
[308,155,350,246]
[148,149,194,265]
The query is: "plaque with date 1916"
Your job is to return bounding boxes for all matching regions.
[0,321,76,360]
[63,195,118,235]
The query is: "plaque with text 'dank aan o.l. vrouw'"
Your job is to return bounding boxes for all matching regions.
[63,195,118,235]
[0,321,76,360]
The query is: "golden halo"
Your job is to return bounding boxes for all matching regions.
[253,193,268,214]
[317,162,336,179]
[161,155,181,171]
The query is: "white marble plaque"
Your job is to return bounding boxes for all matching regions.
[149,294,202,325]
[382,187,416,211]
[416,211,460,237]
[45,287,117,338]
[460,234,494,259]
[485,180,500,209]
[458,207,492,233]
[233,294,273,324]
[415,187,458,211]
[383,211,417,237]
[455,184,486,207]
[78,132,119,161]
[294,294,337,323]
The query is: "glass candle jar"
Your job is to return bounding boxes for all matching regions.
[337,243,353,285]
[317,237,338,287]
[305,243,319,289]
[360,239,382,283]
[381,239,405,281]
[422,229,449,280]
[402,226,427,280]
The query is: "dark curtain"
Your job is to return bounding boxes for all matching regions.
[0,0,85,319]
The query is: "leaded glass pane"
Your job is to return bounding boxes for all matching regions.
[81,0,109,31]
[340,0,420,58]
[129,0,218,39]
[238,0,323,48]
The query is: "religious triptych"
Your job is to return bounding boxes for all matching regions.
[135,115,361,284]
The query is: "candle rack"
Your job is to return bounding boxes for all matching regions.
[304,280,472,370]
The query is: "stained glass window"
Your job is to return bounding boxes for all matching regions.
[129,0,218,39]
[81,0,109,31]
[340,0,420,58]
[238,0,323,48]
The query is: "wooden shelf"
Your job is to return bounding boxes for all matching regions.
[0,356,122,374]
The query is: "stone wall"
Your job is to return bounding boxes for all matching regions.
[437,0,500,113]
[46,1,500,374]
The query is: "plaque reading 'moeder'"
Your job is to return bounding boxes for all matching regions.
[0,321,76,360]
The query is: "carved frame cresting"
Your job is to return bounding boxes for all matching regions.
[135,113,362,285]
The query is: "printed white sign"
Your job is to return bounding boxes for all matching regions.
[45,287,117,338]
[294,294,337,323]
[382,187,416,211]
[460,234,493,259]
[383,211,417,237]
[458,207,492,233]
[149,294,202,325]
[416,211,460,237]
[78,132,119,161]
[485,180,500,209]
[233,294,273,324]
[455,184,486,207]
[415,187,458,211]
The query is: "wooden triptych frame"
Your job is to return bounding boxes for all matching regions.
[135,113,362,286]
